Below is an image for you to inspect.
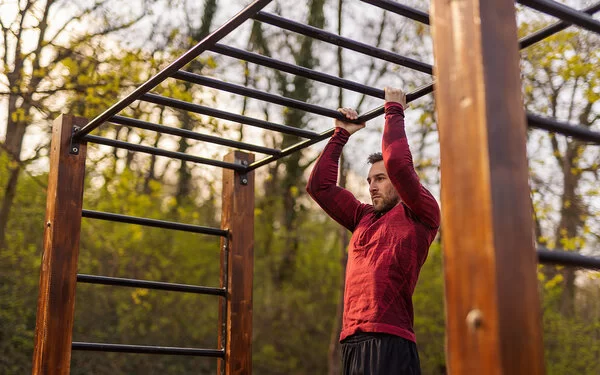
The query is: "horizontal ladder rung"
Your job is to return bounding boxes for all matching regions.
[72,342,224,357]
[141,93,319,139]
[537,248,600,270]
[253,11,433,75]
[111,115,280,156]
[77,274,226,296]
[82,209,228,236]
[526,113,600,144]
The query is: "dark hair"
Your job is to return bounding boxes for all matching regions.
[367,152,383,165]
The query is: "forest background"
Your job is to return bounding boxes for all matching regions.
[1,0,599,374]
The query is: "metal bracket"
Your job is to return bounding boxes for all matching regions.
[238,159,249,185]
[69,126,81,155]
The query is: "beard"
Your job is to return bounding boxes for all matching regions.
[372,194,400,215]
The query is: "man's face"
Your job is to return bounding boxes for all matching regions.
[367,161,400,214]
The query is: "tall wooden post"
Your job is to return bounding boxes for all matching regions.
[219,151,255,375]
[430,1,545,374]
[32,115,88,374]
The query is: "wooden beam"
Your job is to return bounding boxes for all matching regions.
[32,115,88,375]
[219,151,255,375]
[430,1,545,374]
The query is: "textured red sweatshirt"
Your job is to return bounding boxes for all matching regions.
[306,102,440,343]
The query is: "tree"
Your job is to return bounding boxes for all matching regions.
[0,0,157,249]
[520,19,600,374]
[521,25,600,315]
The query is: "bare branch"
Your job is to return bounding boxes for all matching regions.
[28,0,56,75]
[12,0,35,75]
[0,15,9,67]
[29,0,104,59]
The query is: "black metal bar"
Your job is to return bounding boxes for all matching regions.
[519,1,600,49]
[72,342,224,357]
[248,130,333,171]
[173,70,345,119]
[141,93,319,139]
[75,0,273,139]
[517,0,600,34]
[253,12,433,75]
[247,83,438,171]
[82,209,228,236]
[537,248,600,270]
[359,0,430,25]
[210,44,384,98]
[77,274,226,296]
[526,113,600,144]
[111,115,280,156]
[83,134,247,171]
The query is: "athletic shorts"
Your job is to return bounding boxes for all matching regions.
[341,332,421,375]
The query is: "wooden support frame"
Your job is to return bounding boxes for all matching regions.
[219,151,255,375]
[32,115,88,374]
[430,1,545,374]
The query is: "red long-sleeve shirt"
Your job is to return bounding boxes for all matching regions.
[306,102,440,343]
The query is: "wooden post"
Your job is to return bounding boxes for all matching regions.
[32,115,88,374]
[219,151,255,375]
[430,1,545,374]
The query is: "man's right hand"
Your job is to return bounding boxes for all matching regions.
[335,107,365,135]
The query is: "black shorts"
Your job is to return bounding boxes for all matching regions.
[341,332,421,375]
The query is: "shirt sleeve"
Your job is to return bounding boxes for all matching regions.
[306,127,370,232]
[382,102,441,228]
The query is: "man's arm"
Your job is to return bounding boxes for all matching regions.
[306,109,370,232]
[382,87,441,228]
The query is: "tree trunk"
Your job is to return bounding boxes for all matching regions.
[275,0,326,285]
[555,142,583,317]
[0,165,21,250]
[0,93,30,250]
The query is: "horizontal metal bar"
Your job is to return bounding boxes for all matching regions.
[210,44,384,98]
[111,115,279,155]
[253,12,433,75]
[517,0,600,34]
[76,0,273,139]
[173,70,344,119]
[247,83,438,171]
[72,342,224,357]
[359,0,429,25]
[526,113,600,144]
[248,130,333,171]
[83,134,247,171]
[519,1,600,49]
[141,93,319,139]
[81,209,228,236]
[77,274,226,296]
[537,248,600,270]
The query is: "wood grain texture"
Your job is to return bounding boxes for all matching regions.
[429,1,545,374]
[219,151,255,375]
[32,115,88,375]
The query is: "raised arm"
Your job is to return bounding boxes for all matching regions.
[306,109,370,232]
[382,87,440,228]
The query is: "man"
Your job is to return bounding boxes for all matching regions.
[306,87,440,374]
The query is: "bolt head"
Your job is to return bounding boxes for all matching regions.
[466,309,483,330]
